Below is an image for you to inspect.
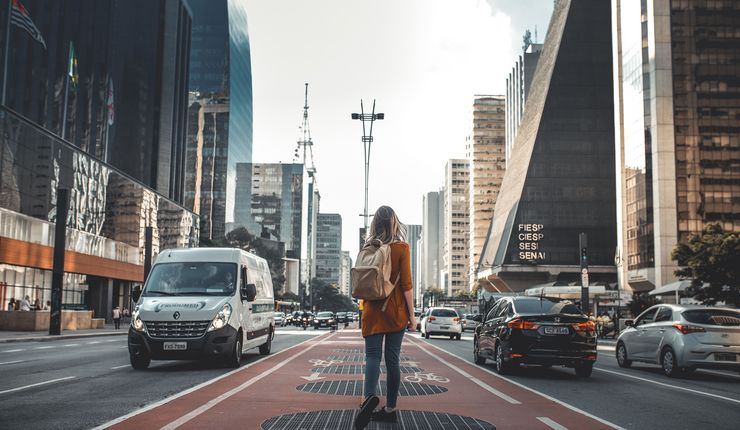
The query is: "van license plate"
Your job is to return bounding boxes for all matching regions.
[163,342,187,351]
[715,353,736,362]
[544,327,569,335]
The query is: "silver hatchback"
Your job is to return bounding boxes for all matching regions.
[616,304,740,377]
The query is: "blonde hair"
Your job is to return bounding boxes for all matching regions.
[366,206,406,245]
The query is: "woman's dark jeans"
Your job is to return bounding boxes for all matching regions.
[363,329,405,408]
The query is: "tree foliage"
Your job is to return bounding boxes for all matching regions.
[310,278,356,312]
[671,222,740,306]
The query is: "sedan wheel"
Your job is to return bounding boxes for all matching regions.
[494,343,509,375]
[661,347,680,377]
[616,342,632,368]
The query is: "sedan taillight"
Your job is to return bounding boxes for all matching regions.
[508,318,540,330]
[573,321,596,332]
[427,316,436,322]
[673,324,706,335]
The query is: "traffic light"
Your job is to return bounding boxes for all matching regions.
[581,247,588,266]
[579,233,588,268]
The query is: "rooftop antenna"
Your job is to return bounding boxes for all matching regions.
[535,25,538,44]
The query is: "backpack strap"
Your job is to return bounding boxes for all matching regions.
[380,272,402,312]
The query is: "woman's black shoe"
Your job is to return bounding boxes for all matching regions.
[372,407,398,423]
[354,395,379,430]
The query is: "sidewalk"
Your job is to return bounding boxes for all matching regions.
[0,323,128,343]
[100,328,621,430]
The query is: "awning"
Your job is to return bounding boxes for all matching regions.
[648,280,694,296]
[524,285,607,298]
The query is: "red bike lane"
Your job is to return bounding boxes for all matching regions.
[103,329,622,430]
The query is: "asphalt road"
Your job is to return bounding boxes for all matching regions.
[0,326,321,430]
[410,330,740,430]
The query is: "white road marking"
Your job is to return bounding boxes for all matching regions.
[0,360,23,366]
[1,349,24,353]
[87,341,101,344]
[91,333,328,430]
[537,417,569,430]
[61,344,80,347]
[408,338,520,404]
[0,376,76,395]
[35,346,54,350]
[160,332,336,430]
[597,345,615,352]
[111,364,130,370]
[594,367,740,405]
[275,330,324,336]
[417,338,625,430]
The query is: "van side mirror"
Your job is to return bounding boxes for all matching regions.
[625,319,634,327]
[132,286,142,303]
[241,283,257,302]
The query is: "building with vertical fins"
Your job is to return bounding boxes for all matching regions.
[612,0,740,295]
[444,160,470,296]
[185,0,253,242]
[477,0,617,294]
[506,44,543,163]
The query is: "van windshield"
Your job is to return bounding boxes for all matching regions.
[144,262,237,296]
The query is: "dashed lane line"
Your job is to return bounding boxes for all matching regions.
[35,346,54,350]
[537,417,569,430]
[416,337,625,430]
[1,349,25,353]
[594,367,740,405]
[111,364,130,370]
[0,360,23,366]
[61,344,81,347]
[0,376,76,395]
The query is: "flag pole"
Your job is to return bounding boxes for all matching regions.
[61,41,71,139]
[1,0,13,105]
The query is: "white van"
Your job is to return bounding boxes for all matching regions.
[128,248,275,369]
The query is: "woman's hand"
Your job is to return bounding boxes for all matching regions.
[407,317,416,331]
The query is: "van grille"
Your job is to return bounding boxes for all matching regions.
[145,320,210,338]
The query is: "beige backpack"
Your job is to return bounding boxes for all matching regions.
[351,239,399,311]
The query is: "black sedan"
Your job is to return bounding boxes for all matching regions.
[335,312,347,323]
[313,311,335,329]
[473,296,597,377]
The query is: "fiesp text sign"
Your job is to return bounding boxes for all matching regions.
[517,223,545,261]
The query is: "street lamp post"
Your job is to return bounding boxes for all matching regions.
[351,100,384,234]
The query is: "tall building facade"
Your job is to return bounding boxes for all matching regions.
[233,163,303,255]
[405,224,422,305]
[315,213,342,286]
[506,44,543,162]
[185,0,253,241]
[419,191,445,303]
[0,0,198,321]
[444,160,470,296]
[468,96,506,292]
[339,251,352,297]
[478,0,617,292]
[612,0,740,292]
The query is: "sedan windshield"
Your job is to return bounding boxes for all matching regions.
[317,312,333,317]
[143,262,237,296]
[514,298,582,315]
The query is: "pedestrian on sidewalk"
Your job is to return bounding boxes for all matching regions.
[112,306,121,329]
[7,298,15,311]
[353,206,415,430]
[20,295,32,311]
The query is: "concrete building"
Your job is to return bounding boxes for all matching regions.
[405,224,422,305]
[477,0,617,294]
[612,0,740,294]
[419,191,445,303]
[315,213,342,287]
[468,96,506,293]
[506,44,543,162]
[184,0,253,242]
[339,251,352,297]
[233,163,303,257]
[444,160,470,296]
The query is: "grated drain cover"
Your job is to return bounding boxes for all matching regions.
[328,355,415,362]
[261,409,495,429]
[311,365,423,375]
[297,380,447,396]
[332,348,410,354]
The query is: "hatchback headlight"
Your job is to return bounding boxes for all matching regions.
[208,303,232,332]
[131,310,145,332]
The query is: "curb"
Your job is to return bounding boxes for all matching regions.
[0,331,128,343]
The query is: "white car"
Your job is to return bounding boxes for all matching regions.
[421,307,462,340]
[273,312,286,326]
[616,304,740,377]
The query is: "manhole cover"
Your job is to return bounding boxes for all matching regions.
[328,355,415,362]
[261,409,495,429]
[311,365,423,374]
[297,380,447,396]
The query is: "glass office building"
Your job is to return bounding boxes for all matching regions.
[185,0,253,241]
[613,0,740,292]
[0,0,197,320]
[478,0,617,292]
[315,213,342,286]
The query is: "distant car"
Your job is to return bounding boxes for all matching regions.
[313,311,335,329]
[421,307,462,340]
[336,312,347,323]
[473,296,597,378]
[414,310,422,331]
[291,311,303,326]
[616,305,740,377]
[462,314,481,332]
[274,312,286,327]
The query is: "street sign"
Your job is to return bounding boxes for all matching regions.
[581,269,589,288]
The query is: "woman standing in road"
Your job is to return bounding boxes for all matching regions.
[354,206,415,429]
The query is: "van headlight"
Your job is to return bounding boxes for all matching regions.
[208,303,232,332]
[131,310,145,332]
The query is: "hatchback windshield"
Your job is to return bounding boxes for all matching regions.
[682,309,740,326]
[431,309,458,317]
[514,298,582,315]
[144,262,237,296]
[317,312,333,317]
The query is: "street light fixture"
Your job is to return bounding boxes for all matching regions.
[351,100,384,235]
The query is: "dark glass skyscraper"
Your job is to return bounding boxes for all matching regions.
[185,0,254,242]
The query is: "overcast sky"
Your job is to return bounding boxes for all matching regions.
[244,0,554,256]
